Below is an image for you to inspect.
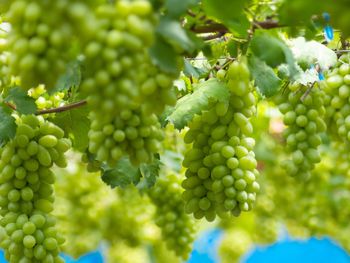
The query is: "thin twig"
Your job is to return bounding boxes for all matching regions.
[4,102,16,111]
[191,20,281,34]
[202,32,225,41]
[5,100,87,115]
[300,83,315,102]
[37,100,87,115]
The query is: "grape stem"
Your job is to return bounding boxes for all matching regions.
[191,20,281,35]
[5,100,87,115]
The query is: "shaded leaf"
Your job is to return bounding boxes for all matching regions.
[248,56,281,97]
[51,60,82,94]
[137,154,162,190]
[167,79,230,129]
[51,106,90,151]
[165,0,199,18]
[157,17,196,53]
[149,35,179,74]
[250,32,298,80]
[202,0,250,37]
[0,105,16,145]
[4,87,37,115]
[102,157,141,189]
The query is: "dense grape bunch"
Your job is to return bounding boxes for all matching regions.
[149,173,196,260]
[275,83,326,179]
[324,54,350,142]
[82,1,179,166]
[0,115,71,263]
[2,0,97,90]
[182,60,260,221]
[0,24,12,91]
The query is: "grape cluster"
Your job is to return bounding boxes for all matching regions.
[54,158,157,259]
[324,54,350,141]
[54,160,112,258]
[275,83,326,179]
[104,186,155,247]
[81,1,180,166]
[0,23,12,91]
[219,229,252,263]
[149,173,196,260]
[3,0,97,89]
[182,60,260,221]
[0,115,71,263]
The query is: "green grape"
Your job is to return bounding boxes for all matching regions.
[0,114,70,263]
[275,82,326,179]
[149,173,196,260]
[182,60,259,222]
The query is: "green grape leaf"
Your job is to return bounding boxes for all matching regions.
[183,59,208,79]
[4,87,37,115]
[102,157,141,189]
[0,105,16,145]
[51,106,90,151]
[159,106,175,127]
[165,0,199,18]
[137,154,162,191]
[51,60,82,94]
[202,0,250,37]
[248,55,281,97]
[289,37,337,70]
[250,32,298,80]
[149,35,179,74]
[157,17,197,53]
[166,78,230,129]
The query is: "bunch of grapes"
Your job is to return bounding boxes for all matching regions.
[54,160,113,258]
[104,186,156,247]
[324,54,350,142]
[54,156,157,259]
[0,115,71,263]
[275,82,326,180]
[181,60,260,221]
[2,0,97,89]
[81,1,180,166]
[0,22,12,91]
[219,229,252,263]
[149,173,196,260]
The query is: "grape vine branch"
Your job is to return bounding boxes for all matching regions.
[5,100,87,115]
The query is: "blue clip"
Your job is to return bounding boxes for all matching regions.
[324,25,334,42]
[323,12,331,22]
[318,72,325,81]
